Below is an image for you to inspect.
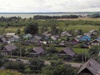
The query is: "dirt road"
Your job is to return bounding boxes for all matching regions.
[9,58,82,67]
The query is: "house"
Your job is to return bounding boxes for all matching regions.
[9,35,20,42]
[31,38,39,43]
[51,36,57,41]
[87,39,100,46]
[42,31,51,37]
[74,30,79,33]
[61,31,72,37]
[77,58,100,75]
[90,30,97,35]
[28,47,45,57]
[69,38,79,45]
[34,36,42,41]
[79,35,91,41]
[0,35,7,44]
[23,40,31,45]
[98,52,100,57]
[76,35,83,39]
[23,34,32,39]
[0,44,17,55]
[6,33,16,38]
[58,47,75,58]
[83,33,91,36]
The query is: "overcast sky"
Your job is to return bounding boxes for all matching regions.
[0,0,100,12]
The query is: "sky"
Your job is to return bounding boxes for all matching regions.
[0,0,100,12]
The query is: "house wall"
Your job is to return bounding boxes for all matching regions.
[69,39,79,45]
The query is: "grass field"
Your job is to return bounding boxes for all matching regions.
[56,18,100,21]
[55,47,89,54]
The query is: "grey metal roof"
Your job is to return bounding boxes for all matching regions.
[0,35,3,38]
[62,47,75,57]
[77,58,100,75]
[33,47,44,54]
[1,38,7,43]
[4,44,17,51]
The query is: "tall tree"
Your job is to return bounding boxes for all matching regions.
[24,22,38,34]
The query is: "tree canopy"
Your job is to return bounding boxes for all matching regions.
[24,22,38,34]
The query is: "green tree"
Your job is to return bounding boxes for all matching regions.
[29,58,44,73]
[16,29,21,34]
[24,22,38,34]
[47,44,58,54]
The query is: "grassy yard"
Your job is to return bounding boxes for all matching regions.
[55,47,89,54]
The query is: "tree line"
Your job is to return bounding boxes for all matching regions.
[34,15,78,19]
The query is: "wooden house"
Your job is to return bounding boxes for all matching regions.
[87,39,100,46]
[6,33,16,38]
[69,38,79,45]
[28,47,45,57]
[77,58,100,75]
[58,47,75,58]
[0,44,17,55]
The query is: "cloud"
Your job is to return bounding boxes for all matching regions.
[0,0,100,12]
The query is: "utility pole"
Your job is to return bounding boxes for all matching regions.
[20,46,21,57]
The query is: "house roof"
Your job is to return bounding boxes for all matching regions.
[88,39,100,44]
[51,36,57,41]
[23,34,32,38]
[1,38,7,43]
[4,44,17,51]
[13,35,19,39]
[7,33,15,35]
[0,35,3,38]
[61,31,72,36]
[69,38,79,42]
[77,58,100,75]
[42,31,51,37]
[62,47,75,57]
[33,47,44,54]
[34,36,41,40]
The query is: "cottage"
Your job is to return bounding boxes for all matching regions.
[77,58,100,75]
[98,52,100,57]
[69,38,79,45]
[51,36,57,41]
[28,47,45,57]
[83,33,91,36]
[42,31,51,37]
[87,39,100,46]
[23,34,32,39]
[0,35,7,44]
[79,35,91,41]
[34,36,42,40]
[0,44,17,55]
[6,33,16,38]
[61,31,72,37]
[90,30,97,35]
[9,35,20,42]
[58,47,75,58]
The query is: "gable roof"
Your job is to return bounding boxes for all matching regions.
[62,47,75,57]
[51,36,57,41]
[69,38,79,42]
[1,38,7,43]
[77,58,100,75]
[0,35,3,38]
[4,44,17,51]
[6,33,16,35]
[33,47,44,54]
[13,35,19,39]
[87,39,100,45]
[61,31,72,36]
[34,36,41,40]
